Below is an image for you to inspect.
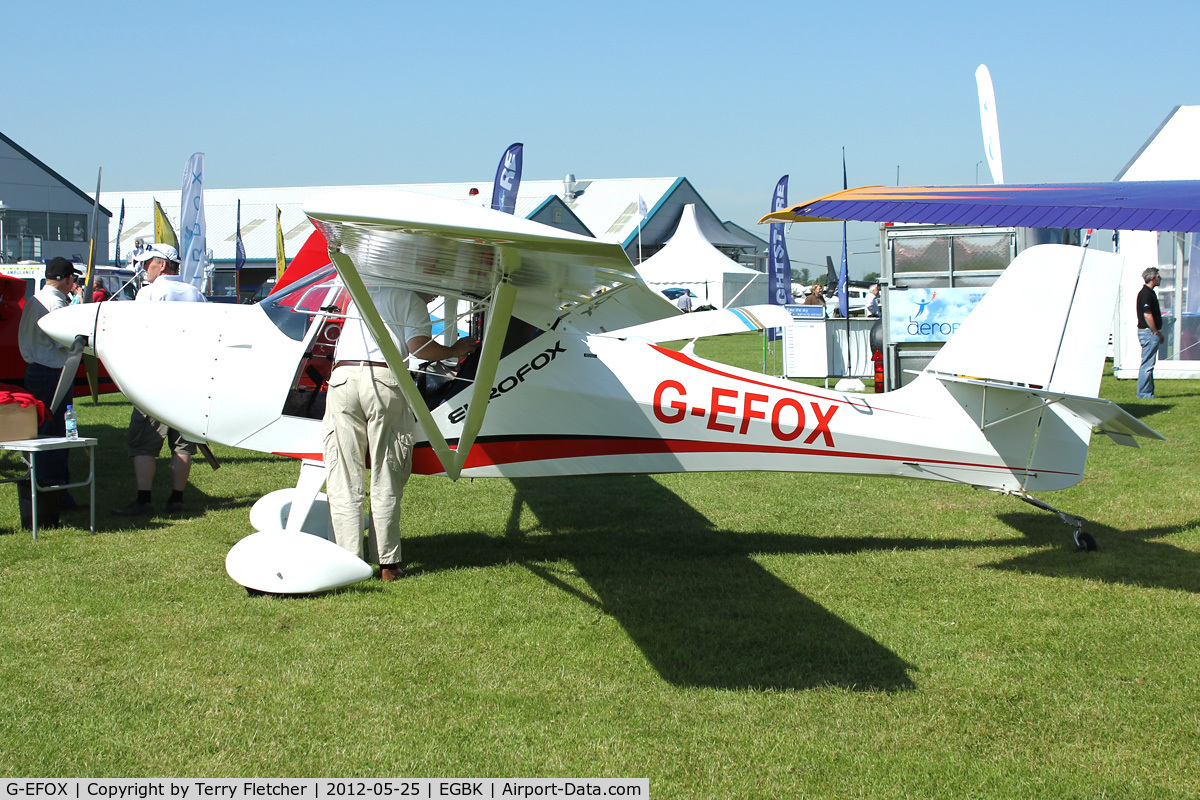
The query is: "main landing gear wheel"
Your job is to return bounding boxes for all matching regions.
[1073,530,1098,552]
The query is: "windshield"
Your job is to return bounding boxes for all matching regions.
[260,264,345,341]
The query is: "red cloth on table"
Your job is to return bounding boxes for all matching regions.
[0,383,47,426]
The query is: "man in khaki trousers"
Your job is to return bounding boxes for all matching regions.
[323,287,476,580]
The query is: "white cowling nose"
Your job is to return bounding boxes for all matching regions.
[38,302,101,352]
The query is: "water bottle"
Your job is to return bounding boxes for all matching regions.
[65,405,78,440]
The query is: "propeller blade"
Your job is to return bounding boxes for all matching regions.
[49,335,87,413]
[83,352,100,404]
[198,443,220,471]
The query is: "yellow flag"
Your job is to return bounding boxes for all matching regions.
[275,206,286,281]
[153,199,178,250]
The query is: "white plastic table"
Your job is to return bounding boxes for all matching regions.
[1,437,97,539]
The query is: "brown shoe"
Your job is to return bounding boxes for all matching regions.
[380,565,406,582]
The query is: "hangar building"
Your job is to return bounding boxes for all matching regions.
[0,132,111,265]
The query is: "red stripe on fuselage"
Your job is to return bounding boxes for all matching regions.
[408,436,1077,477]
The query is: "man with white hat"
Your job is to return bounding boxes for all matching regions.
[112,243,206,518]
[132,243,205,302]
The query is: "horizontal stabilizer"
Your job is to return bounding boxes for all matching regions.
[605,304,794,344]
[930,372,1165,446]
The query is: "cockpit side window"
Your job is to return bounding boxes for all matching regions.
[279,274,352,420]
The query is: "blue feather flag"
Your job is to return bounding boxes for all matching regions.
[491,143,523,215]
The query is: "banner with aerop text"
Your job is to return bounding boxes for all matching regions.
[888,287,989,343]
[179,152,207,289]
[491,142,523,215]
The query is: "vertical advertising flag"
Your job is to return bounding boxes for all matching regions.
[234,199,246,301]
[838,153,849,319]
[767,176,791,342]
[153,199,178,251]
[975,64,1005,184]
[838,224,849,318]
[636,195,649,264]
[235,199,246,272]
[491,143,523,215]
[84,167,101,303]
[1188,233,1200,315]
[114,199,125,268]
[275,206,286,281]
[767,175,791,306]
[179,152,207,289]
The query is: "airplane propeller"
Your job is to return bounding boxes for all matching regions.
[83,353,100,404]
[49,334,89,414]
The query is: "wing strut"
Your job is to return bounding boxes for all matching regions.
[452,251,517,472]
[328,247,461,479]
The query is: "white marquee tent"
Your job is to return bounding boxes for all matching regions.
[636,204,766,308]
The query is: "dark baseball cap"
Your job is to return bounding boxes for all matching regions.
[45,257,80,280]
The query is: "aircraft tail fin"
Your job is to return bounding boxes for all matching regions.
[926,244,1120,396]
[920,244,1161,491]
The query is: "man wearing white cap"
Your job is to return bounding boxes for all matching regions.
[113,243,206,517]
[133,243,205,302]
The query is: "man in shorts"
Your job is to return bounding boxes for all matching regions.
[112,244,206,517]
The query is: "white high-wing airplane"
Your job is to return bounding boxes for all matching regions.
[40,187,1168,593]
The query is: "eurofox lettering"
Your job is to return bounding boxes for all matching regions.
[447,341,566,424]
[652,380,838,446]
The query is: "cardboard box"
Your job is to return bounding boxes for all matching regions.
[0,403,38,442]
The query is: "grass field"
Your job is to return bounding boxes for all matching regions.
[1,334,1198,798]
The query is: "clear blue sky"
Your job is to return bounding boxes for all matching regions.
[7,0,1198,278]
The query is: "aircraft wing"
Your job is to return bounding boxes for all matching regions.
[304,189,650,330]
[605,304,794,343]
[303,189,681,480]
[759,181,1200,232]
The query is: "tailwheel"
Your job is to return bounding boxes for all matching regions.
[996,489,1096,552]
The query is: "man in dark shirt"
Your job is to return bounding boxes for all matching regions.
[1136,267,1163,399]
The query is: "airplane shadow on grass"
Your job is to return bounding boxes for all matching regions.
[988,512,1200,594]
[406,475,959,693]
